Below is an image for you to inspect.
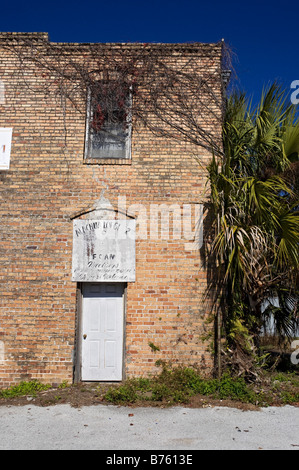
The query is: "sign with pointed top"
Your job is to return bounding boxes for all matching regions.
[72,219,136,282]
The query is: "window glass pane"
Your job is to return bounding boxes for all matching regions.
[91,123,128,159]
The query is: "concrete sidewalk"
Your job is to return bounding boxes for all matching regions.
[0,404,298,450]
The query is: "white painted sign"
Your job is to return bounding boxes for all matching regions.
[72,219,136,282]
[0,128,12,170]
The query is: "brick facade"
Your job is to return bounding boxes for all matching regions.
[0,33,223,386]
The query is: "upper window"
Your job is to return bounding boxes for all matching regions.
[85,82,131,161]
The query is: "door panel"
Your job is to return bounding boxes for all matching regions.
[81,283,124,381]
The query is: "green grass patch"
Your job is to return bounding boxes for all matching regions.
[0,380,51,399]
[0,367,297,407]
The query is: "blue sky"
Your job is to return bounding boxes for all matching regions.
[1,0,298,106]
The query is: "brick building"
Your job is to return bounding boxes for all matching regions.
[0,33,224,386]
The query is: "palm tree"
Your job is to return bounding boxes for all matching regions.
[207,83,299,377]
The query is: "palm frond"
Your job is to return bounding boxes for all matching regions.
[276,209,299,269]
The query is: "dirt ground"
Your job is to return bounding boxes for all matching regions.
[0,381,297,410]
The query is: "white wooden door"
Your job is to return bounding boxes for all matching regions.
[81,283,124,381]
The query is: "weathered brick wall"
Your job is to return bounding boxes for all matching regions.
[0,33,222,386]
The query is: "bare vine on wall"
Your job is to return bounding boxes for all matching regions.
[1,36,230,158]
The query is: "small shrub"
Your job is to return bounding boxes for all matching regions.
[216,374,256,402]
[151,383,171,401]
[104,382,139,404]
[193,373,256,403]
